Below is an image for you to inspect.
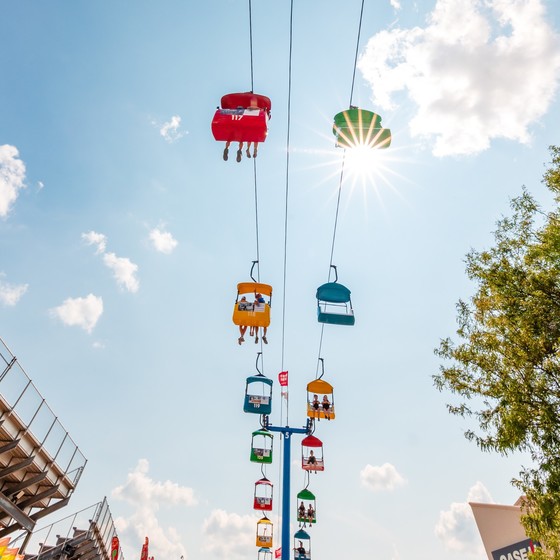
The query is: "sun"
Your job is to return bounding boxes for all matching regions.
[341,143,398,195]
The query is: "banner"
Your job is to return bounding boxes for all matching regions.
[111,536,119,560]
[140,537,149,560]
[470,502,530,560]
[491,538,539,560]
[1,548,20,560]
[278,371,288,386]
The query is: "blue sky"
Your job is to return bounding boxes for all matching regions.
[2,1,560,559]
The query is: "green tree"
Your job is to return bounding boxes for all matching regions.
[434,146,560,558]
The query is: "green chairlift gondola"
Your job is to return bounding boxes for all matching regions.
[296,488,316,526]
[333,107,391,149]
[251,429,273,464]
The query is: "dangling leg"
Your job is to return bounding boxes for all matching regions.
[253,142,259,158]
[223,141,230,161]
[262,326,268,344]
[246,142,252,158]
[236,142,243,163]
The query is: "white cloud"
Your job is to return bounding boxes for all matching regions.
[158,115,186,143]
[49,294,103,333]
[390,0,401,10]
[0,145,26,218]
[202,509,255,558]
[358,0,560,156]
[83,231,140,292]
[0,273,28,306]
[82,230,107,254]
[360,462,407,492]
[434,481,493,554]
[103,252,140,293]
[112,459,197,506]
[112,459,194,560]
[149,227,178,254]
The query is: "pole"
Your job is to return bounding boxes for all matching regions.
[281,432,291,560]
[266,422,309,560]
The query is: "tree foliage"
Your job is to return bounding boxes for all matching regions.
[434,146,560,558]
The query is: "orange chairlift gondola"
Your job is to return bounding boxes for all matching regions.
[234,261,272,344]
[212,91,272,162]
[307,358,335,422]
[293,529,311,560]
[254,476,273,511]
[256,515,273,548]
[332,106,391,149]
[301,435,324,472]
[316,265,354,326]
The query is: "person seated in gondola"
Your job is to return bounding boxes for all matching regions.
[294,541,306,557]
[223,140,245,163]
[322,395,331,420]
[298,501,306,522]
[251,293,268,344]
[237,297,252,345]
[307,450,317,466]
[312,394,320,419]
[307,504,315,523]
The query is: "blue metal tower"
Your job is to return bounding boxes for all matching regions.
[264,416,312,560]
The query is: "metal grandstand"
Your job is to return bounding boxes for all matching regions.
[0,337,87,548]
[15,498,122,560]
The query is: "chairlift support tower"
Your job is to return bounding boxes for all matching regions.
[262,416,312,560]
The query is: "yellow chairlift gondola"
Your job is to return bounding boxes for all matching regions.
[256,516,273,548]
[233,262,272,344]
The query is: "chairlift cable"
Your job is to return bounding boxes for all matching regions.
[349,0,366,107]
[317,0,366,367]
[275,0,295,543]
[248,0,255,92]
[280,0,295,423]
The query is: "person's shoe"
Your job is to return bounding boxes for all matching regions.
[236,149,242,162]
[255,336,259,344]
[253,151,258,158]
[238,337,243,345]
[246,149,251,158]
[223,148,229,161]
[262,336,268,344]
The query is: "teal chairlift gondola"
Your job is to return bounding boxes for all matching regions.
[244,375,273,415]
[316,266,355,326]
[258,548,273,560]
[244,352,273,415]
[293,529,311,560]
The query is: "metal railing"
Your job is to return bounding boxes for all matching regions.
[0,337,87,486]
[11,498,123,560]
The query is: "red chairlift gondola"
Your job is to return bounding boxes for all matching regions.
[211,92,272,161]
[301,435,324,472]
[254,477,273,511]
